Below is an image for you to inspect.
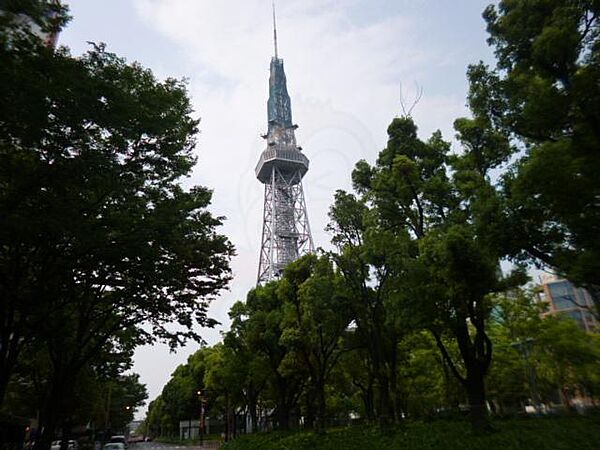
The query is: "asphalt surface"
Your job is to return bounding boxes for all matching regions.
[132,442,221,450]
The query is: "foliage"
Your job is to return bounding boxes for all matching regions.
[0,0,70,49]
[2,352,147,436]
[487,290,600,410]
[217,255,353,432]
[0,9,233,447]
[470,0,600,314]
[338,113,527,431]
[221,417,600,450]
[396,332,459,418]
[534,316,600,404]
[280,256,353,431]
[326,189,406,424]
[145,346,217,436]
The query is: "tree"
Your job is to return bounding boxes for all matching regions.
[240,282,306,430]
[160,364,201,435]
[0,14,233,447]
[327,191,406,425]
[145,346,217,438]
[486,290,600,411]
[279,254,353,433]
[348,115,525,432]
[145,395,170,438]
[2,343,147,441]
[535,316,600,408]
[396,331,456,419]
[223,302,270,433]
[470,0,600,315]
[102,374,148,434]
[486,291,543,412]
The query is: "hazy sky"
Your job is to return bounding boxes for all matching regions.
[58,0,495,419]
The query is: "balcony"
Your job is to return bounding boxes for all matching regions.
[255,145,309,184]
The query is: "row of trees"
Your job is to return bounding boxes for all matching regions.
[144,265,600,437]
[0,3,233,448]
[145,0,600,435]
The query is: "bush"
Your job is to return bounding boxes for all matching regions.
[222,417,600,450]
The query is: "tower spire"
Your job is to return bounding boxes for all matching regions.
[272,1,278,58]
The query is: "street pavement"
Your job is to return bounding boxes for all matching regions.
[132,442,221,450]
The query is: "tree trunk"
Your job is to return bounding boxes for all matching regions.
[465,368,491,434]
[0,362,12,407]
[274,376,298,430]
[370,323,396,427]
[37,391,63,450]
[377,373,393,427]
[232,408,236,438]
[315,379,327,434]
[224,391,231,441]
[433,324,493,434]
[356,377,375,423]
[0,323,22,406]
[36,365,76,450]
[248,395,258,433]
[303,390,315,430]
[276,405,290,430]
[388,342,400,422]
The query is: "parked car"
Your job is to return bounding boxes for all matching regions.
[51,440,78,450]
[102,444,125,450]
[108,436,127,448]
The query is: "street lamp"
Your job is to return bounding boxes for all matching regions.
[197,390,208,445]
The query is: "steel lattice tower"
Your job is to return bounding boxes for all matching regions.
[256,6,314,285]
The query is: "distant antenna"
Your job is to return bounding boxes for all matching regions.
[272,1,278,58]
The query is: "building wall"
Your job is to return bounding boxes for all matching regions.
[539,277,598,332]
[1,0,61,48]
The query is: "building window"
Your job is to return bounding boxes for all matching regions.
[563,310,585,329]
[548,281,577,311]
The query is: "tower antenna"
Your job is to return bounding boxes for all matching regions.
[272,1,278,58]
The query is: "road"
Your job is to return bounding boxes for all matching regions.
[131,442,221,450]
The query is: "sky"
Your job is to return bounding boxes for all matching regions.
[58,0,495,419]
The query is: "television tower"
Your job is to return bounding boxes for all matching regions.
[256,3,314,285]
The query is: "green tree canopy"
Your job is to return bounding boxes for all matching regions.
[469,0,600,314]
[344,114,527,432]
[0,10,233,447]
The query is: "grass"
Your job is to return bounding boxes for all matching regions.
[221,416,600,450]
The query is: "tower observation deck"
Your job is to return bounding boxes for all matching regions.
[256,7,314,285]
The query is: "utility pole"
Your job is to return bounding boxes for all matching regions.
[197,390,206,445]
